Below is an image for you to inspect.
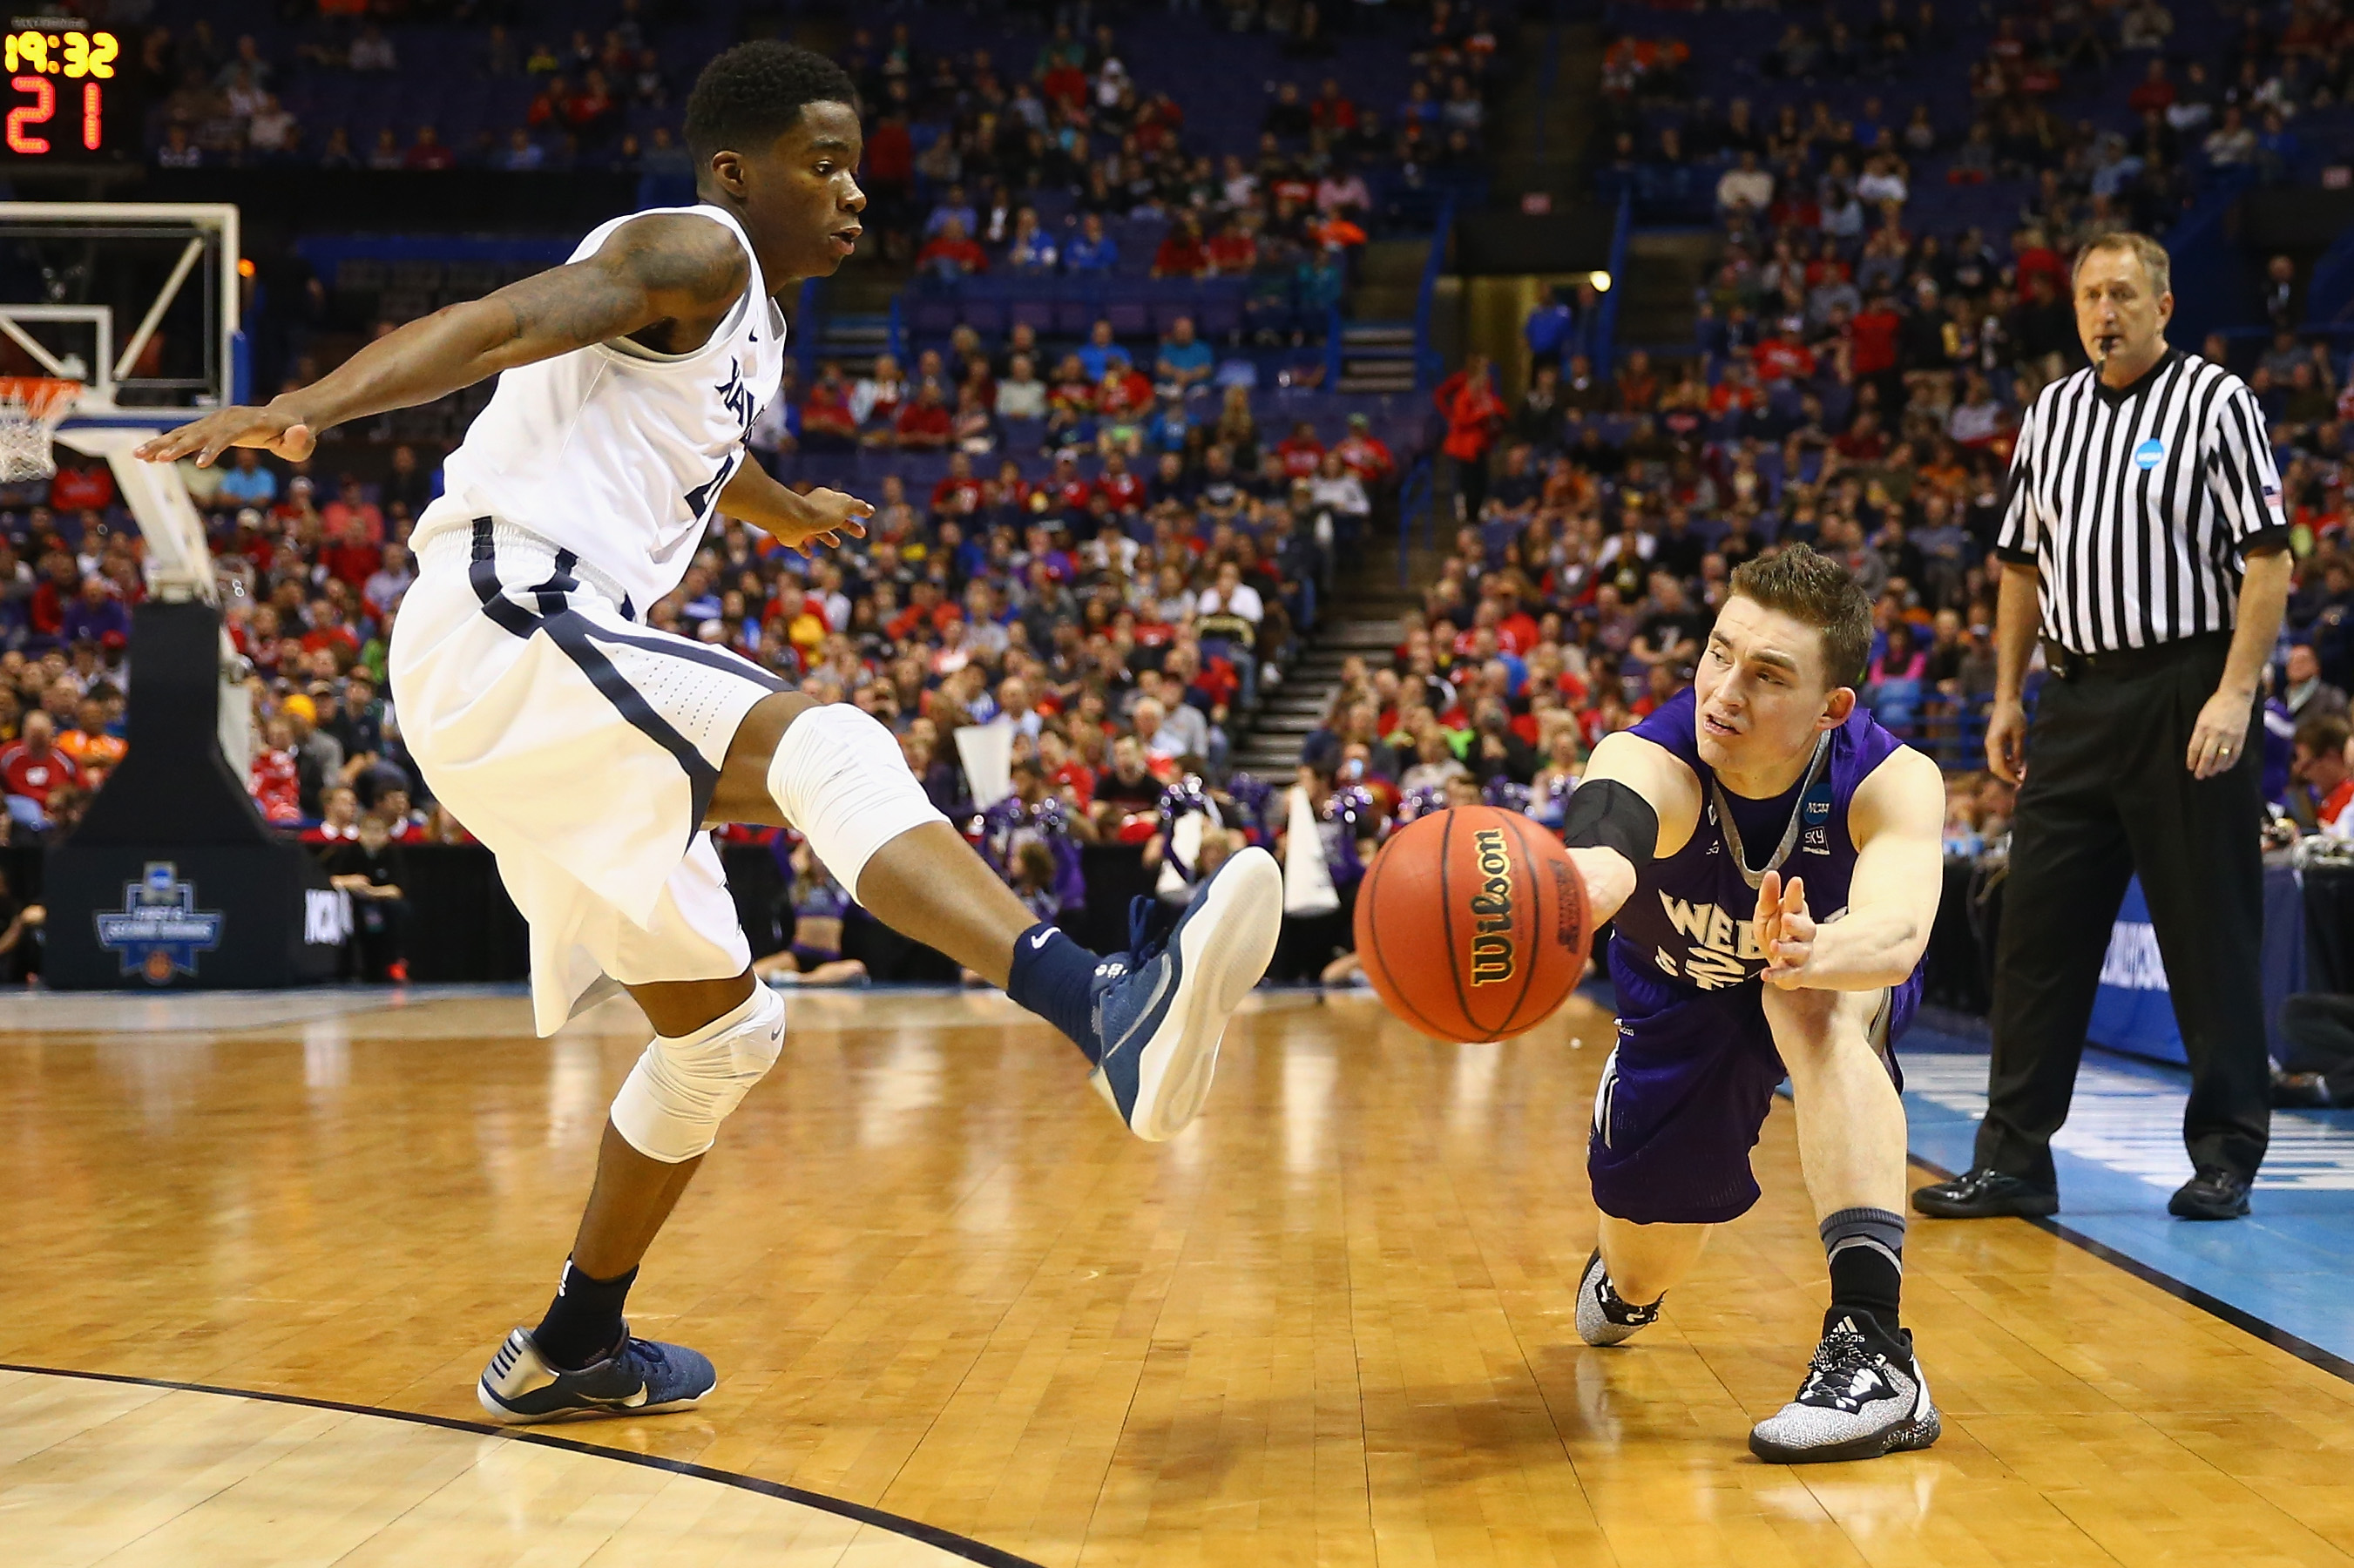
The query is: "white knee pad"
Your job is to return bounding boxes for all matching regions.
[765,701,950,899]
[610,983,787,1163]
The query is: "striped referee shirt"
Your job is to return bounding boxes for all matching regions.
[1994,348,2288,654]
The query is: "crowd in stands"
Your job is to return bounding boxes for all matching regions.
[0,349,1407,980]
[761,309,1400,482]
[137,1,1495,259]
[1598,0,2354,231]
[144,5,701,179]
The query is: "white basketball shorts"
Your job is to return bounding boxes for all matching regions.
[390,518,788,1035]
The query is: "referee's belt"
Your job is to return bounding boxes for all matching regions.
[2041,631,2231,682]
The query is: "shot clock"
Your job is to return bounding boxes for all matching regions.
[0,23,121,159]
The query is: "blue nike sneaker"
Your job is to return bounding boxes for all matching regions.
[476,1324,716,1424]
[1086,844,1282,1141]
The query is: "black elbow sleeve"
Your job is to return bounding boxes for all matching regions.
[1561,779,1658,867]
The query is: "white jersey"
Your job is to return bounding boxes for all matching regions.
[412,203,786,613]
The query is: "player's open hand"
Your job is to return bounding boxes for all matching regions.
[1754,869,1815,990]
[132,403,316,467]
[775,487,873,556]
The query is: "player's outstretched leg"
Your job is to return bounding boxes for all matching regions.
[1748,984,1939,1463]
[484,695,1282,1424]
[723,693,1282,1140]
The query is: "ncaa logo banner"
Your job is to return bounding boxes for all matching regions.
[94,862,225,984]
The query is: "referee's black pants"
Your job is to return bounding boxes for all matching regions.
[1973,634,2271,1188]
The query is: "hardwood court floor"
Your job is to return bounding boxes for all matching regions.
[3,985,2353,1566]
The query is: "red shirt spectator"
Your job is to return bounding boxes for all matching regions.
[1098,460,1147,511]
[1310,83,1357,131]
[1040,62,1088,113]
[565,78,616,131]
[1434,362,1506,464]
[1335,424,1396,483]
[403,128,457,170]
[1133,93,1185,155]
[917,230,988,275]
[1053,469,1095,513]
[1050,760,1095,809]
[931,470,984,515]
[2128,73,2175,116]
[1707,375,1762,417]
[1207,222,1258,274]
[249,742,301,823]
[50,463,112,513]
[1850,302,1903,376]
[1,719,78,808]
[865,118,914,186]
[1276,424,1326,478]
[1754,333,1816,383]
[802,379,857,443]
[895,390,954,449]
[1766,186,1820,231]
[2014,240,2067,300]
[321,523,381,591]
[322,482,384,547]
[1099,366,1153,419]
[1153,227,1209,278]
[2323,775,2354,829]
[1835,416,1889,462]
[301,607,363,660]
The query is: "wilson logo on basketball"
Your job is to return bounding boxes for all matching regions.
[1468,828,1518,986]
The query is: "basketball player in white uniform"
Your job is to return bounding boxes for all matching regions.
[139,42,1282,1423]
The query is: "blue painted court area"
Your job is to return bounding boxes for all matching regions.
[1900,1015,2354,1370]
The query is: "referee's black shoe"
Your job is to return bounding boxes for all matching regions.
[2168,1166,2252,1221]
[1911,1167,2060,1220]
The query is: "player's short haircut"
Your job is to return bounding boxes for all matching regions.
[1727,543,1874,690]
[2070,230,2173,300]
[684,41,860,168]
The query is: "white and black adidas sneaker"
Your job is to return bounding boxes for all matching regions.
[1748,1314,1940,1463]
[1574,1248,1664,1347]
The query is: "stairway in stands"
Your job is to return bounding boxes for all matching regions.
[1230,529,1434,779]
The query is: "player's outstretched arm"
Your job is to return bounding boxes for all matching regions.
[1562,728,1696,925]
[1756,747,1944,991]
[716,460,872,557]
[135,213,751,467]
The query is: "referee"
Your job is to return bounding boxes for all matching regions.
[1915,231,2290,1224]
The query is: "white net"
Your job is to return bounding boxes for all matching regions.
[0,377,83,482]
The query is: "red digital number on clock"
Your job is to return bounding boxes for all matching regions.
[6,75,102,153]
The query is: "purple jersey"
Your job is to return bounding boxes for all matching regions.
[1609,688,1906,996]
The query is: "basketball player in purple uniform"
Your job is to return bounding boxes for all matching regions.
[1559,545,1947,1463]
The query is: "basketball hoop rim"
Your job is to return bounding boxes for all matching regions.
[0,375,85,419]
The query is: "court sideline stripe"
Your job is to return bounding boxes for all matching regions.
[0,1360,1046,1568]
[1905,1154,2354,1385]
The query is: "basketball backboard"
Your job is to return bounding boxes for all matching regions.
[0,202,241,606]
[0,201,241,421]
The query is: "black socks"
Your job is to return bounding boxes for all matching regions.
[1822,1206,1905,1337]
[534,1259,638,1370]
[1007,923,1103,1063]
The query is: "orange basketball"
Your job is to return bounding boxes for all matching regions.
[1352,804,1593,1042]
